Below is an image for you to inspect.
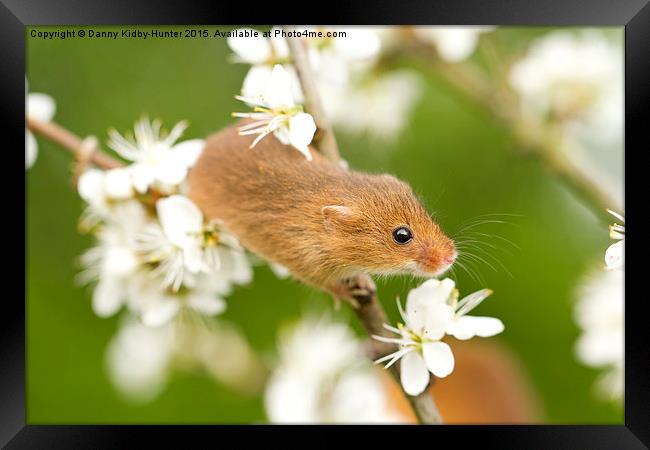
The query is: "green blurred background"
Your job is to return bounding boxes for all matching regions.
[27,26,621,423]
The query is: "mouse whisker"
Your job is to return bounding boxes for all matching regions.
[459,230,521,251]
[455,212,524,230]
[453,213,523,238]
[460,251,498,274]
[453,256,484,286]
[455,219,518,236]
[455,238,498,251]
[463,258,487,286]
[455,240,514,279]
[469,245,514,279]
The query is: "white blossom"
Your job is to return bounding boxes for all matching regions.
[77,201,148,317]
[227,27,289,65]
[574,269,624,401]
[373,278,503,396]
[105,318,175,402]
[106,317,263,403]
[136,195,251,293]
[226,27,424,143]
[125,273,226,327]
[78,171,144,241]
[26,79,56,169]
[509,31,623,206]
[573,207,624,402]
[78,175,252,326]
[77,168,136,227]
[80,227,139,317]
[265,316,404,423]
[136,196,218,291]
[509,31,621,125]
[307,26,381,86]
[228,27,380,97]
[227,27,303,103]
[107,117,204,194]
[414,26,495,62]
[233,64,316,160]
[322,70,422,140]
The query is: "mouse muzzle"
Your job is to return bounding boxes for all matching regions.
[415,242,458,277]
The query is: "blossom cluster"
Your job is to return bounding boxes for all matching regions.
[574,210,624,402]
[374,278,504,396]
[228,26,491,150]
[107,316,264,402]
[265,315,406,423]
[76,117,253,327]
[509,31,624,207]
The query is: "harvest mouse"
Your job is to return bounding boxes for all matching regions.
[188,124,457,304]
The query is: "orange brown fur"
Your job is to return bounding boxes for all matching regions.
[188,123,456,298]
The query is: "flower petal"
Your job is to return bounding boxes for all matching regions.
[102,247,139,279]
[77,169,106,207]
[422,303,455,340]
[153,157,190,186]
[129,164,155,194]
[103,168,133,200]
[332,28,381,61]
[92,278,125,317]
[188,294,226,316]
[241,65,273,101]
[445,315,504,340]
[287,113,316,160]
[26,130,37,169]
[605,241,623,270]
[156,195,203,248]
[436,30,479,62]
[27,93,56,122]
[575,329,623,367]
[455,288,494,317]
[606,209,625,223]
[183,243,206,273]
[269,27,289,59]
[407,278,455,312]
[170,139,205,168]
[422,341,455,378]
[227,29,272,64]
[141,300,180,327]
[400,350,430,396]
[263,64,295,109]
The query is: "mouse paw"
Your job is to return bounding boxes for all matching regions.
[327,278,375,311]
[342,274,376,305]
[330,275,377,309]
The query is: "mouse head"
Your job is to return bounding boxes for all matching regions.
[321,174,457,278]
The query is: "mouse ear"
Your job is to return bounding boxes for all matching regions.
[321,205,354,231]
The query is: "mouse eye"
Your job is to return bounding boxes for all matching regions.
[392,226,413,244]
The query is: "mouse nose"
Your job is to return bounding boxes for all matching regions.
[443,250,458,266]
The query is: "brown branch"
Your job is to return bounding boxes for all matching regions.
[283,28,340,163]
[352,279,442,424]
[284,29,442,424]
[27,117,123,170]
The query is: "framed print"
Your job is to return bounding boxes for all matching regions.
[3,0,648,447]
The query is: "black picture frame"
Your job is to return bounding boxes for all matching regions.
[4,0,648,447]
